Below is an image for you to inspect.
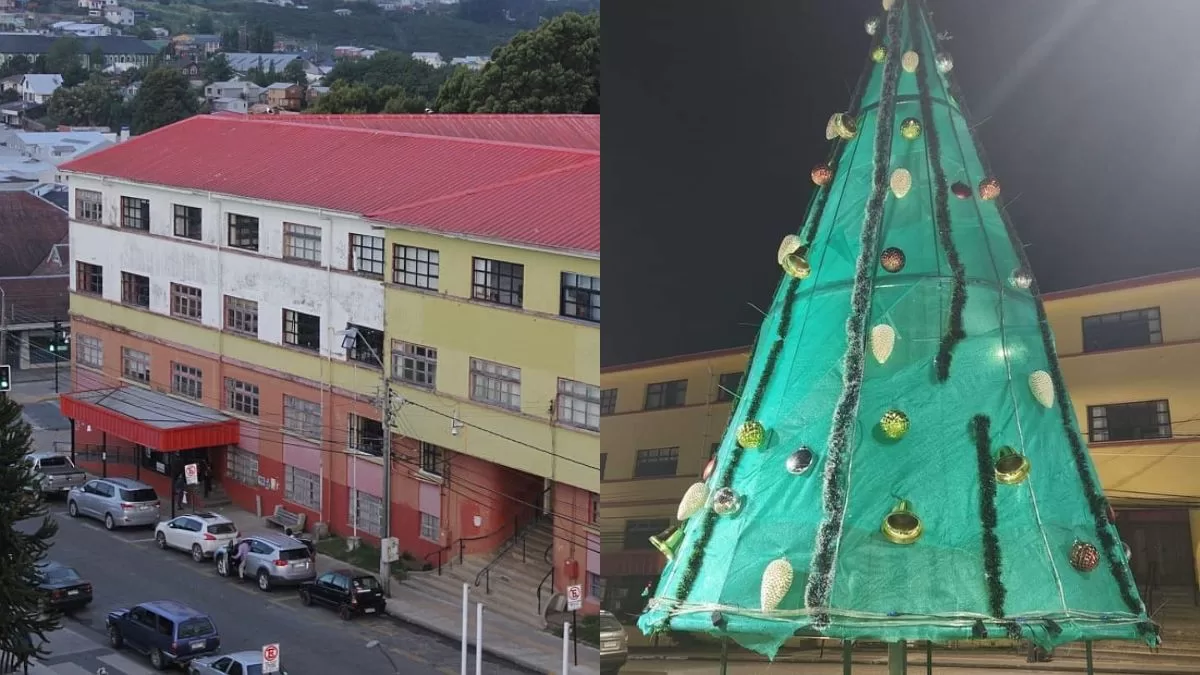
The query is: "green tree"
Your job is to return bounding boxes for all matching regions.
[194,14,215,34]
[203,53,233,83]
[282,59,307,86]
[88,45,105,71]
[248,23,274,53]
[46,37,81,73]
[219,27,241,52]
[434,11,599,113]
[47,76,125,127]
[0,396,60,670]
[324,50,446,101]
[134,24,156,40]
[0,54,31,78]
[130,67,197,134]
[309,81,376,113]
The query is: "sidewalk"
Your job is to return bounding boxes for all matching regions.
[217,503,599,675]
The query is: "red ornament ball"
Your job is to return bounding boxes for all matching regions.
[1069,540,1100,572]
[811,164,833,187]
[978,177,1001,201]
[880,247,906,273]
[702,456,717,481]
[951,182,972,199]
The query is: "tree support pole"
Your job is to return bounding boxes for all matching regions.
[1085,641,1094,675]
[842,641,852,675]
[719,637,728,675]
[888,641,907,675]
[925,641,933,675]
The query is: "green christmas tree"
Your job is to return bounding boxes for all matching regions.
[638,0,1156,657]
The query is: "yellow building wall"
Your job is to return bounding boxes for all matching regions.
[600,272,1200,586]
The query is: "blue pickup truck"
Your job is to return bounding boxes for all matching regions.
[106,600,221,670]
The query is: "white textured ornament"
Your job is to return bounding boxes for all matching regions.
[825,114,838,141]
[881,0,895,10]
[761,558,794,611]
[890,168,912,199]
[936,52,954,74]
[777,234,803,266]
[1029,370,1055,409]
[902,51,919,73]
[870,324,895,365]
[677,482,709,521]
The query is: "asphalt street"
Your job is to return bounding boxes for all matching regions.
[19,501,531,675]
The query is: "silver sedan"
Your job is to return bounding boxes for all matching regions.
[188,650,290,675]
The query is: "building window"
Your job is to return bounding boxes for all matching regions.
[119,196,149,231]
[75,334,102,368]
[600,388,617,416]
[348,413,384,457]
[600,453,607,480]
[171,362,203,400]
[645,380,687,410]
[75,189,102,222]
[283,395,322,440]
[121,347,150,383]
[1082,308,1162,353]
[283,222,322,264]
[284,465,321,510]
[392,245,439,290]
[224,296,258,336]
[588,572,604,600]
[226,447,259,486]
[349,491,383,536]
[1088,400,1171,443]
[228,214,259,251]
[469,358,521,410]
[471,257,524,307]
[173,204,202,240]
[716,372,742,402]
[170,283,203,321]
[560,272,600,322]
[591,494,599,524]
[557,378,600,431]
[283,309,320,351]
[419,512,439,542]
[75,261,103,295]
[391,341,437,388]
[634,447,679,478]
[345,323,384,366]
[624,519,670,550]
[120,271,149,308]
[420,442,444,476]
[350,234,385,277]
[224,378,259,416]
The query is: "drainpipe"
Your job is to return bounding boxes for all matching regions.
[0,285,7,367]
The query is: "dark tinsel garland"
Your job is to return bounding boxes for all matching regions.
[924,4,1146,622]
[804,6,905,629]
[910,0,966,383]
[970,414,1006,618]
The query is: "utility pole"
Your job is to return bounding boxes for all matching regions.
[0,285,7,370]
[380,373,394,596]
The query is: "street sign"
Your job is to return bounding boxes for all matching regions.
[184,463,199,485]
[566,584,583,611]
[262,643,280,674]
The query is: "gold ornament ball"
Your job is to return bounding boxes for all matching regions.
[899,118,922,141]
[880,247,906,273]
[871,46,887,63]
[979,177,1002,201]
[811,163,833,187]
[880,409,910,440]
[736,420,767,449]
[833,113,858,140]
[781,251,811,280]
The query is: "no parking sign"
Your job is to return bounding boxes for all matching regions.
[262,643,280,673]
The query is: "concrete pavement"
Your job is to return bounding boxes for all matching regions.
[21,501,531,675]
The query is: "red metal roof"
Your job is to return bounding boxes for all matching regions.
[60,388,241,452]
[60,115,600,254]
[267,114,600,151]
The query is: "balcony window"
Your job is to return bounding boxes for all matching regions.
[350,234,385,278]
[75,262,103,295]
[225,378,260,416]
[75,189,102,222]
[228,214,259,251]
[716,372,742,402]
[120,196,149,231]
[557,378,601,431]
[633,447,679,478]
[120,271,149,308]
[392,245,439,290]
[420,442,445,476]
[1088,400,1171,443]
[348,413,384,457]
[283,309,320,351]
[224,296,258,336]
[560,272,600,322]
[469,357,521,410]
[283,222,322,264]
[471,257,523,308]
[283,395,322,440]
[600,388,617,416]
[170,283,203,321]
[170,362,203,400]
[121,347,149,383]
[1082,307,1162,353]
[344,323,384,366]
[173,204,202,240]
[391,341,437,388]
[645,379,687,410]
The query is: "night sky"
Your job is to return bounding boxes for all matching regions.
[602,0,1200,367]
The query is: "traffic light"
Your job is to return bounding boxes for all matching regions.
[49,321,70,356]
[0,364,9,393]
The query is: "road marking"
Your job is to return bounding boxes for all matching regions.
[123,538,157,544]
[98,652,156,675]
[390,646,428,664]
[42,662,94,675]
[438,668,458,675]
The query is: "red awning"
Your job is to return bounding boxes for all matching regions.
[60,387,240,452]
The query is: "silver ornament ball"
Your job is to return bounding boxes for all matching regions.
[1010,267,1033,290]
[712,487,742,516]
[786,447,815,475]
[865,16,879,36]
[935,52,954,74]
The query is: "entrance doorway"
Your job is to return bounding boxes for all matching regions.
[1115,508,1196,589]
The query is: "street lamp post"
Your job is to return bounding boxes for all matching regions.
[340,328,395,595]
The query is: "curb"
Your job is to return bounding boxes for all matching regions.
[384,606,552,674]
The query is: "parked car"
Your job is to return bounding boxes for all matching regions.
[154,513,239,562]
[67,478,161,530]
[214,532,316,591]
[599,611,628,675]
[34,561,92,614]
[27,452,87,497]
[106,600,220,670]
[298,568,386,620]
[189,650,290,675]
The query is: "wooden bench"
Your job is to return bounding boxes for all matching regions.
[264,505,306,533]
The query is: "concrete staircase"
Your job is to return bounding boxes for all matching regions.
[194,482,233,509]
[1089,587,1200,661]
[408,519,555,631]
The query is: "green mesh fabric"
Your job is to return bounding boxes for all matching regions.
[638,0,1154,658]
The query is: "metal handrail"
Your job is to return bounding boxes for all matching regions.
[424,515,519,576]
[474,515,526,594]
[537,566,555,614]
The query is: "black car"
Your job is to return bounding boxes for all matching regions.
[35,561,92,613]
[298,569,386,620]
